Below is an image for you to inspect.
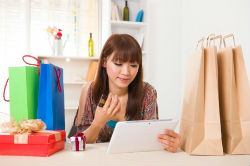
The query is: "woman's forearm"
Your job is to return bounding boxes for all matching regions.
[83,121,103,143]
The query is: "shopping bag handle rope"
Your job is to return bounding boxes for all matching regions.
[206,33,216,47]
[22,55,41,67]
[54,67,62,93]
[3,78,9,102]
[22,55,41,74]
[223,33,236,47]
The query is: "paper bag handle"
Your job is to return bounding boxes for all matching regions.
[209,35,223,49]
[206,33,215,47]
[3,78,9,102]
[22,55,41,67]
[22,55,41,74]
[223,33,236,47]
[196,37,205,50]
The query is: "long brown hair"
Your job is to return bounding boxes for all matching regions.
[92,34,143,119]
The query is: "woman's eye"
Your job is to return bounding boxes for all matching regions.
[130,64,138,68]
[114,63,122,66]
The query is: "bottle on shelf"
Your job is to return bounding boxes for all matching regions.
[88,32,94,57]
[123,0,129,21]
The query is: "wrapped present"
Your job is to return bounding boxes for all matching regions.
[0,130,65,157]
[70,132,86,151]
[0,119,65,157]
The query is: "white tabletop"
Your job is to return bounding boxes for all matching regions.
[0,143,249,166]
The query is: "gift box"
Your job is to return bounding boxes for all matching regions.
[0,130,65,157]
[70,133,86,151]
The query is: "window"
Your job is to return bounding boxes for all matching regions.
[0,0,26,59]
[0,0,99,57]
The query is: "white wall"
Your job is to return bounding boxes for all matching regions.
[146,0,183,120]
[146,0,250,124]
[181,0,250,88]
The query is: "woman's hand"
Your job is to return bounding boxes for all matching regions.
[157,129,181,153]
[92,93,121,127]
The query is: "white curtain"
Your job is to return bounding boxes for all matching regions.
[0,0,26,58]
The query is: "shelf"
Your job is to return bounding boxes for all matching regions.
[38,55,99,61]
[65,106,78,110]
[111,20,147,28]
[64,81,86,85]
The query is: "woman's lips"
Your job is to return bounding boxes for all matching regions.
[118,77,129,82]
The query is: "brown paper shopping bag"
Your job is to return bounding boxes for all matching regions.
[180,36,223,155]
[217,34,250,154]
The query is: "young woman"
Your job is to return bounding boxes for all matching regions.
[73,34,180,153]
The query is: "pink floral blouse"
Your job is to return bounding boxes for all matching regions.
[74,82,158,143]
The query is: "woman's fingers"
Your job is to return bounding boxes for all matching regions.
[97,93,120,121]
[157,130,181,153]
[160,140,178,153]
[107,95,119,114]
[158,137,179,153]
[158,134,176,143]
[111,101,121,116]
[164,129,180,139]
[158,137,177,147]
[103,93,112,110]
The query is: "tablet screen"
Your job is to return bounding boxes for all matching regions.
[107,119,178,154]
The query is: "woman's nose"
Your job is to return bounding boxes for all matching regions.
[121,65,129,75]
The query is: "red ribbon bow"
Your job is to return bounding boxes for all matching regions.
[72,132,86,151]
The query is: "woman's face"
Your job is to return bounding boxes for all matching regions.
[104,53,139,89]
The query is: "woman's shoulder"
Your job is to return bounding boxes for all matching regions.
[140,82,158,120]
[143,82,157,94]
[143,82,157,101]
[80,81,94,96]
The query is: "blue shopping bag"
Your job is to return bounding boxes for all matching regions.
[37,63,65,130]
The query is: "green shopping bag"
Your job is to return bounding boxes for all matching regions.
[3,55,40,121]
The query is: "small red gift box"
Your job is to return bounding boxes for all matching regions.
[0,130,65,157]
[70,132,86,151]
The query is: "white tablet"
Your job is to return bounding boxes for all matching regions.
[107,119,178,154]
